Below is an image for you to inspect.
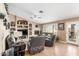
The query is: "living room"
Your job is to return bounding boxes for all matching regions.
[1,2,79,56]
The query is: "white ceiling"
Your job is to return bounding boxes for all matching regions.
[7,3,79,24]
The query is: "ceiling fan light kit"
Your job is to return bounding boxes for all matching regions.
[30,10,44,19]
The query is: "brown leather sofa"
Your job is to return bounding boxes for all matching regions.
[27,36,46,55]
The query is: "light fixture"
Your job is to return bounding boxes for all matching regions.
[39,10,43,13]
[30,10,44,19]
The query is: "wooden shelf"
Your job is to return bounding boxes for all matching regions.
[17,20,28,25]
[17,28,28,29]
[17,20,28,30]
[10,27,16,30]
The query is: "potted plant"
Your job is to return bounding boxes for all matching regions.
[0,13,5,19]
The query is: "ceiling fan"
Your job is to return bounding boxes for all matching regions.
[30,10,44,19]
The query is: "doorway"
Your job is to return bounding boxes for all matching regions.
[66,22,79,45]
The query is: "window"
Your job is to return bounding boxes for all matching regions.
[42,23,57,34]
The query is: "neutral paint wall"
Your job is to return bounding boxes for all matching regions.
[57,17,79,42]
[0,3,9,55]
[0,3,7,15]
[42,17,79,42]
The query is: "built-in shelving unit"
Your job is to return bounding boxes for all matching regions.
[17,20,28,29]
[9,14,41,38]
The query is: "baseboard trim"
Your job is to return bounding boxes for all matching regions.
[58,40,78,46]
[67,42,78,46]
[58,40,67,44]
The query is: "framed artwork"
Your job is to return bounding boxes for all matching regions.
[58,23,65,30]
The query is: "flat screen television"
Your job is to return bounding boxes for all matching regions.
[22,29,28,35]
[18,29,28,35]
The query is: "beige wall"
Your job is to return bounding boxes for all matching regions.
[42,17,79,42]
[9,14,16,22]
[57,30,66,41]
[0,3,10,55]
[9,13,79,42]
[0,3,7,15]
[57,17,79,42]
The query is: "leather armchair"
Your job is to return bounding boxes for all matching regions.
[45,35,57,47]
[28,36,46,55]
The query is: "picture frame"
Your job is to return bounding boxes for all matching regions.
[58,23,65,30]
